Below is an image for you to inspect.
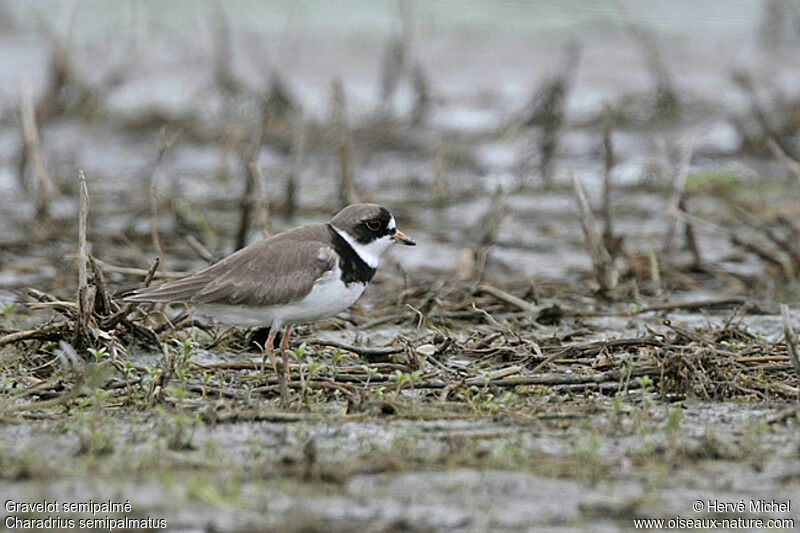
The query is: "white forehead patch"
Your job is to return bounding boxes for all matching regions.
[388,215,396,232]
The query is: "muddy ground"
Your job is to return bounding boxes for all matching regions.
[2,2,800,531]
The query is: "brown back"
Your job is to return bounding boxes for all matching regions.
[125,224,337,306]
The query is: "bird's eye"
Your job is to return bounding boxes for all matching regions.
[365,220,380,231]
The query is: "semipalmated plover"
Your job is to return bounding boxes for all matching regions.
[125,204,415,376]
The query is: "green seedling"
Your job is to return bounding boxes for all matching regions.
[87,347,107,363]
[364,365,379,387]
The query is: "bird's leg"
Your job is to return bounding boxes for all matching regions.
[280,327,291,379]
[265,327,279,376]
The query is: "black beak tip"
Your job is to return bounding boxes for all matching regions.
[403,238,416,246]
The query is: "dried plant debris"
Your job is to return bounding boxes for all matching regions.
[3,269,797,421]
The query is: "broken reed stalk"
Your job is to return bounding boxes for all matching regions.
[378,34,406,116]
[431,140,448,204]
[32,0,89,122]
[621,0,679,116]
[766,137,800,188]
[19,77,53,220]
[779,304,800,380]
[285,112,306,218]
[248,160,271,239]
[88,255,113,316]
[571,174,617,293]
[473,187,508,281]
[662,137,694,261]
[600,104,624,257]
[149,127,179,258]
[236,161,255,250]
[679,195,703,268]
[524,43,579,188]
[536,85,563,189]
[410,61,429,126]
[208,0,241,95]
[266,71,298,119]
[732,71,797,160]
[331,79,354,208]
[477,284,535,313]
[378,1,412,116]
[602,106,614,241]
[235,110,267,249]
[77,170,90,337]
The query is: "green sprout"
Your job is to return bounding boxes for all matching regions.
[87,347,107,363]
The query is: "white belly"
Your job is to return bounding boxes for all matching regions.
[195,267,367,327]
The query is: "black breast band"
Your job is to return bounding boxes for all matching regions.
[328,224,377,285]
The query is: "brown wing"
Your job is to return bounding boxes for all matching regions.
[124,224,337,306]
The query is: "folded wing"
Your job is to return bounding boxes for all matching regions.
[124,225,337,307]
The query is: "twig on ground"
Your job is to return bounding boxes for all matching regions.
[0,323,65,347]
[477,284,535,313]
[304,339,404,363]
[101,257,160,329]
[93,258,184,280]
[633,297,746,314]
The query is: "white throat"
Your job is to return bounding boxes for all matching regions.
[332,222,394,269]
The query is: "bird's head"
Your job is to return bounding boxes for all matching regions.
[330,203,415,268]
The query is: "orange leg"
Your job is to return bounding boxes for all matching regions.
[264,327,278,375]
[280,327,291,379]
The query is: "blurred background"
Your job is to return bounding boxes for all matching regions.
[3,2,800,531]
[1,0,799,299]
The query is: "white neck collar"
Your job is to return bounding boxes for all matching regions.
[331,224,385,269]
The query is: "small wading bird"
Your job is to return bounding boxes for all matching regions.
[125,204,415,376]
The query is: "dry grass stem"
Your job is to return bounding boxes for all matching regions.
[331,79,354,208]
[249,160,272,238]
[19,77,53,220]
[77,170,90,336]
[572,174,617,293]
[662,137,694,261]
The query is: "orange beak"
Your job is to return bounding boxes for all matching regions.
[392,229,416,245]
